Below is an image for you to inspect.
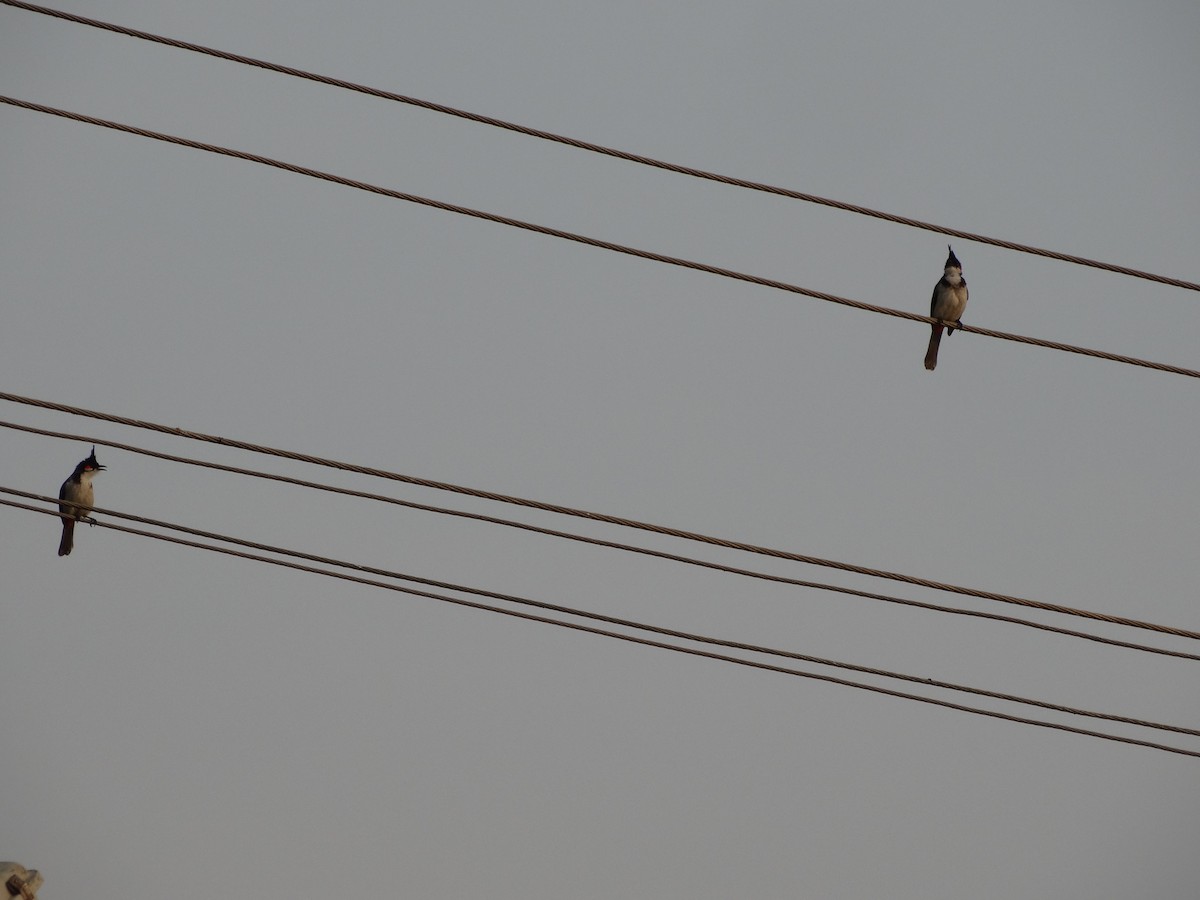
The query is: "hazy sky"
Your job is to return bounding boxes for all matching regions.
[3,1,1200,897]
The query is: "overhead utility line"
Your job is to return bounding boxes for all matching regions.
[2,96,1198,380]
[4,390,1199,643]
[11,486,1200,739]
[6,418,1198,663]
[5,493,1199,759]
[3,0,1197,293]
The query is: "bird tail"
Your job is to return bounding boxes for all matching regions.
[924,324,943,371]
[58,518,74,556]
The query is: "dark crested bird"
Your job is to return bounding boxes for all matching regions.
[58,446,105,557]
[924,245,969,371]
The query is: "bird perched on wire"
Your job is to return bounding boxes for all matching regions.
[58,446,105,556]
[924,245,969,371]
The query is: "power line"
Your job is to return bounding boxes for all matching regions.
[6,492,1199,758]
[15,486,1200,738]
[7,417,1198,663]
[4,390,1199,643]
[3,0,1198,295]
[3,94,1199,380]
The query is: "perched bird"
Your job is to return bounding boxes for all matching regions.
[924,245,969,371]
[58,446,105,557]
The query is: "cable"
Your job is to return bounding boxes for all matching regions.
[6,492,1199,758]
[3,94,1199,380]
[17,486,1200,738]
[3,0,1198,294]
[5,389,1198,642]
[7,417,1198,663]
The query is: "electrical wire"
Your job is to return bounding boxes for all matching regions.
[19,486,1200,737]
[3,0,1198,294]
[5,389,1198,642]
[5,492,1198,758]
[3,94,1199,380]
[7,417,1198,663]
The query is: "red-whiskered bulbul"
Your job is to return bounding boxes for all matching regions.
[58,446,105,557]
[924,245,969,371]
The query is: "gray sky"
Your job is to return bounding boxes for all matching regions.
[3,1,1200,897]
